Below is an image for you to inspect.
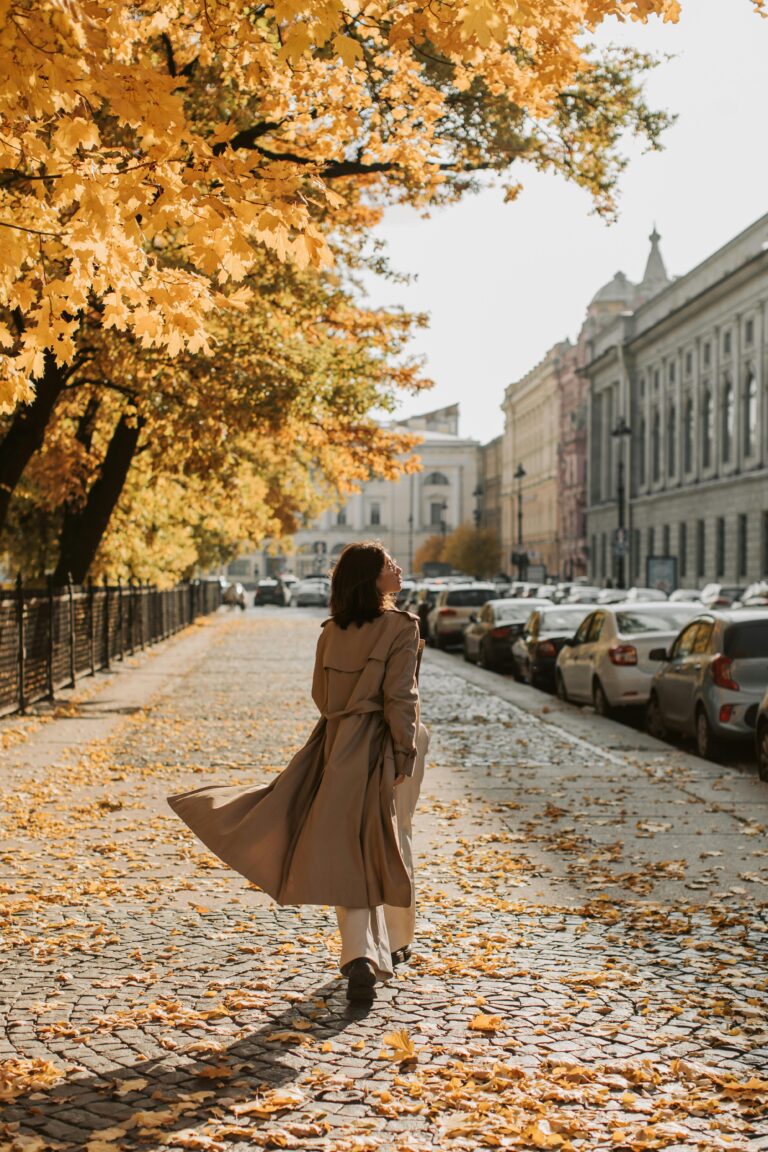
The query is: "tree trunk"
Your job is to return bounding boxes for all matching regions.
[52,409,145,586]
[0,352,69,538]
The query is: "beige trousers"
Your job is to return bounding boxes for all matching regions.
[336,723,429,980]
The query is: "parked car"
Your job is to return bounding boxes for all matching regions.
[625,587,668,602]
[463,598,549,671]
[740,580,768,607]
[533,584,559,600]
[222,581,247,610]
[511,604,592,690]
[669,588,704,603]
[645,610,768,759]
[253,577,287,606]
[427,584,497,649]
[405,583,446,639]
[565,585,603,604]
[700,583,747,609]
[556,602,701,716]
[597,587,626,604]
[291,578,330,607]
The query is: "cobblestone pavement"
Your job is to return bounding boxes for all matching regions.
[1,610,767,1152]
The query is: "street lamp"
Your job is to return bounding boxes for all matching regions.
[439,500,448,539]
[472,484,483,528]
[611,417,632,589]
[514,463,526,580]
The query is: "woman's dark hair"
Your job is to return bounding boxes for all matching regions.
[330,541,393,629]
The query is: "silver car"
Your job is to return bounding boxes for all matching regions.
[292,578,330,607]
[646,610,768,759]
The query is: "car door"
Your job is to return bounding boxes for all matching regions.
[519,611,539,680]
[571,611,605,699]
[656,622,702,730]
[566,612,598,700]
[468,604,492,657]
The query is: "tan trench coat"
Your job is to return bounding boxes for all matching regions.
[168,609,421,909]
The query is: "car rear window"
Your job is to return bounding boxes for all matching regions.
[446,588,494,607]
[539,609,590,630]
[616,607,697,633]
[495,603,536,622]
[724,621,768,659]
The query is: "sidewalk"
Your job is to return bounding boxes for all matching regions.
[1,610,766,1152]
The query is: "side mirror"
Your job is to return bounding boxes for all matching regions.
[649,647,668,661]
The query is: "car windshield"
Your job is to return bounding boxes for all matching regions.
[724,621,768,659]
[494,602,537,622]
[539,609,590,630]
[445,588,495,607]
[616,607,697,634]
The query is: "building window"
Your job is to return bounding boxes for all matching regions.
[667,400,676,475]
[723,330,732,357]
[636,417,646,486]
[591,534,597,580]
[669,361,675,383]
[697,520,706,578]
[684,394,694,473]
[336,508,347,526]
[763,513,768,577]
[745,318,754,346]
[715,517,725,576]
[652,408,661,481]
[647,526,655,559]
[633,528,642,581]
[685,351,693,376]
[703,342,711,368]
[424,471,449,485]
[737,514,748,579]
[744,368,758,456]
[679,522,687,578]
[702,388,713,468]
[721,377,734,463]
[600,533,607,579]
[369,502,381,526]
[430,501,445,528]
[654,369,660,390]
[662,524,670,555]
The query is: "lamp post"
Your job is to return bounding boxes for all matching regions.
[611,417,632,589]
[439,500,448,539]
[472,484,483,529]
[514,463,526,580]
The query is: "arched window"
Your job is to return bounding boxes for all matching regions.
[684,394,694,473]
[722,377,734,463]
[423,471,449,485]
[702,388,713,469]
[744,368,758,456]
[652,408,661,482]
[667,400,676,475]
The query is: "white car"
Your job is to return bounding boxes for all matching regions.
[291,578,330,607]
[555,601,702,715]
[427,584,497,649]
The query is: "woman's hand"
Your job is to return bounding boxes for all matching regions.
[394,774,406,787]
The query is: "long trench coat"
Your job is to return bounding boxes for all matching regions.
[167,609,421,909]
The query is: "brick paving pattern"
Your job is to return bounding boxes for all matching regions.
[1,611,767,1151]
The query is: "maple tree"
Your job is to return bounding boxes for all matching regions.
[0,0,693,416]
[413,524,500,576]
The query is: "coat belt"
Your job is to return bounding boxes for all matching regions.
[323,701,384,721]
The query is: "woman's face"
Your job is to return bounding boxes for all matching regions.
[376,553,402,594]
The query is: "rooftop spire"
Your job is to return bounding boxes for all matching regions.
[638,224,670,298]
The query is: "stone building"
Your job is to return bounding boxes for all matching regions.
[476,435,503,545]
[244,404,479,579]
[584,215,768,588]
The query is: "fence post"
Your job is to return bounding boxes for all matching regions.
[46,575,55,699]
[103,575,111,670]
[139,581,145,650]
[16,572,26,714]
[88,578,96,675]
[67,573,76,688]
[117,576,124,661]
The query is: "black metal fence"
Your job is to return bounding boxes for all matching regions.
[0,577,222,717]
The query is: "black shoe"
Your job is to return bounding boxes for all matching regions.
[346,957,376,1002]
[391,946,412,967]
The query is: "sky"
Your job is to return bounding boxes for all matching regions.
[363,0,768,445]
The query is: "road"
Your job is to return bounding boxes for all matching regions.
[0,607,766,1151]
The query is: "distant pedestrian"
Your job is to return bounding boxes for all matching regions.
[168,542,428,1004]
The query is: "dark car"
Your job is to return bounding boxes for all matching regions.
[253,578,286,606]
[511,605,592,690]
[463,598,549,672]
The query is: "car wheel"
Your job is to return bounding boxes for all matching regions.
[756,721,768,782]
[555,671,569,702]
[695,706,720,761]
[462,641,473,664]
[593,678,612,718]
[645,693,667,741]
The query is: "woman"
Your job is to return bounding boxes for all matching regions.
[168,542,428,1003]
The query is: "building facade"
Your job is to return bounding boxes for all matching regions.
[235,405,479,579]
[585,215,768,588]
[476,435,503,546]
